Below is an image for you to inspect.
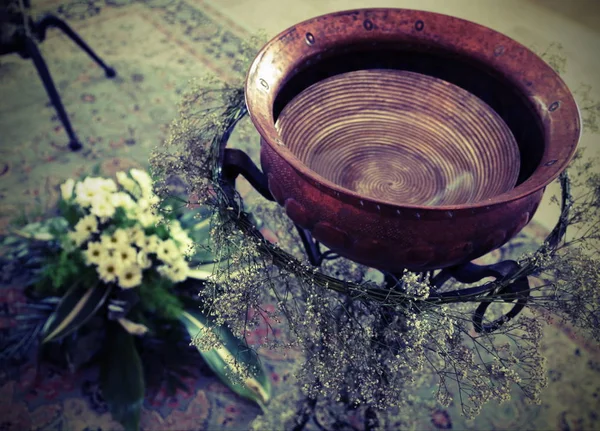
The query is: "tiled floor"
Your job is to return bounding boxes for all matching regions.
[208,0,600,232]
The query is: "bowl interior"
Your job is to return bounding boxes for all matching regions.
[270,42,548,196]
[276,69,520,206]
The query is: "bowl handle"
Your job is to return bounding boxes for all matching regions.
[217,107,275,203]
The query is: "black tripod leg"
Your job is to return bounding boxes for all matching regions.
[24,37,82,151]
[36,15,116,78]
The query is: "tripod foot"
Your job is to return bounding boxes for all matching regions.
[69,139,83,151]
[105,67,117,78]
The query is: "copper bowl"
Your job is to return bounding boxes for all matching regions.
[245,8,580,271]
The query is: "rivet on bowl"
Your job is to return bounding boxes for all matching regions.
[305,32,315,45]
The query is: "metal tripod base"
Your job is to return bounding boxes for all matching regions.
[17,14,117,151]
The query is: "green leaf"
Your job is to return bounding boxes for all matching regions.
[137,279,182,320]
[186,264,214,280]
[41,283,112,343]
[192,217,212,233]
[59,200,81,227]
[100,324,145,431]
[11,217,69,241]
[180,310,271,407]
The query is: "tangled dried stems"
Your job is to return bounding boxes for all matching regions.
[150,43,600,426]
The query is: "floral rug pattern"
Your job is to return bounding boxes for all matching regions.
[0,0,598,429]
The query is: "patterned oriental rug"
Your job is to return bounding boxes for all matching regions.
[0,1,598,429]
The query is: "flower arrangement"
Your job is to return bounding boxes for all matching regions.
[0,169,271,431]
[53,169,193,295]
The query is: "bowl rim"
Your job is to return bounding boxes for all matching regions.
[245,8,581,211]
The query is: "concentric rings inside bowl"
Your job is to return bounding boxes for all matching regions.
[276,70,520,206]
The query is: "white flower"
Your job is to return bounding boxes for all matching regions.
[101,228,129,250]
[110,192,135,210]
[67,229,89,247]
[127,226,146,245]
[136,195,160,229]
[67,215,98,246]
[169,259,188,282]
[97,257,122,283]
[74,215,98,237]
[90,194,116,221]
[130,169,154,197]
[158,259,188,283]
[74,177,116,207]
[136,234,160,253]
[156,238,181,264]
[117,264,143,289]
[137,210,158,228]
[175,233,195,257]
[74,182,96,208]
[116,171,141,198]
[83,241,103,265]
[113,245,138,267]
[60,178,75,201]
[97,178,117,193]
[169,224,195,257]
[136,251,152,269]
[137,194,160,210]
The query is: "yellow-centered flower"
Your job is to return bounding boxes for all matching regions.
[84,241,103,265]
[101,228,129,250]
[136,234,160,253]
[74,215,98,237]
[156,238,181,264]
[97,258,122,283]
[117,264,143,289]
[114,244,138,267]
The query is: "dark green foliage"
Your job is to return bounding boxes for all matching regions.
[136,316,206,400]
[137,277,182,320]
[100,324,145,431]
[58,200,82,227]
[41,283,112,343]
[35,249,95,296]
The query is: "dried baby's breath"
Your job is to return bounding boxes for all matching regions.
[151,43,600,424]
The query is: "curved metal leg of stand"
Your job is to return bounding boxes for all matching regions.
[432,260,521,288]
[472,275,530,334]
[222,149,273,200]
[431,259,530,333]
[24,37,82,151]
[221,148,338,266]
[295,227,321,266]
[36,15,116,78]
